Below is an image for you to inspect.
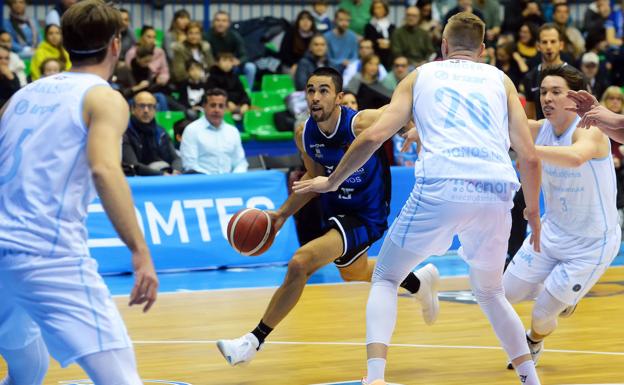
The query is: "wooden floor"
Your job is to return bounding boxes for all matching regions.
[2,267,623,385]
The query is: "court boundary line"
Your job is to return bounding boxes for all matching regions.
[131,339,624,357]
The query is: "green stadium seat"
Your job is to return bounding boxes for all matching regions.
[261,74,295,94]
[23,58,31,78]
[239,75,251,95]
[135,28,164,48]
[243,109,293,141]
[251,91,286,112]
[155,110,185,140]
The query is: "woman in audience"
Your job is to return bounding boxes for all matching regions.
[165,9,191,59]
[364,0,395,70]
[294,34,331,90]
[345,54,392,109]
[171,21,215,84]
[417,0,442,48]
[125,25,170,87]
[30,24,70,80]
[3,0,38,58]
[279,10,317,75]
[516,22,539,66]
[492,41,528,89]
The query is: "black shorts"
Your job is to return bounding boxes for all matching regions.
[326,215,385,268]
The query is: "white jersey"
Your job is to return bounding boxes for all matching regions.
[0,72,109,257]
[412,60,519,190]
[536,117,619,238]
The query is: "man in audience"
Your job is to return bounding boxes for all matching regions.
[580,52,609,99]
[205,11,257,91]
[391,6,435,66]
[552,3,585,60]
[180,88,248,175]
[0,29,26,86]
[338,0,372,36]
[3,0,38,58]
[381,55,410,90]
[0,45,20,107]
[119,8,136,57]
[342,39,387,88]
[323,8,359,72]
[123,91,182,176]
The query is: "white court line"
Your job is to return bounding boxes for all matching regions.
[132,340,624,357]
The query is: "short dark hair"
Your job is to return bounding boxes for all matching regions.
[539,65,586,92]
[216,51,235,61]
[140,25,155,37]
[308,67,343,93]
[538,23,564,42]
[185,59,203,71]
[202,88,228,105]
[553,3,569,13]
[335,8,350,19]
[61,0,123,65]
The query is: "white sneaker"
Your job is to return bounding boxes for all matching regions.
[413,263,440,325]
[527,334,544,366]
[216,333,260,366]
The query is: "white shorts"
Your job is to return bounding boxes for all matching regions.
[389,178,515,271]
[0,251,132,367]
[506,221,621,305]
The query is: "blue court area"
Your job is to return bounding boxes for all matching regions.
[103,250,624,296]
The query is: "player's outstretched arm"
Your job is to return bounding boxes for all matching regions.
[86,87,158,313]
[293,71,417,194]
[506,75,541,252]
[535,125,610,168]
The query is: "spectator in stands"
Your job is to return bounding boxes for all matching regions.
[605,0,624,48]
[279,10,317,74]
[123,91,182,176]
[178,60,207,113]
[474,0,502,43]
[40,57,63,77]
[0,29,26,86]
[173,118,192,150]
[165,9,190,60]
[206,52,251,120]
[381,55,409,90]
[416,0,442,47]
[342,39,387,88]
[553,3,585,60]
[311,0,332,34]
[206,11,257,92]
[584,0,611,39]
[442,0,485,29]
[294,34,331,90]
[502,1,544,36]
[171,21,214,84]
[119,8,136,58]
[516,22,539,65]
[364,0,395,69]
[391,6,435,67]
[3,0,37,58]
[115,45,169,111]
[346,54,392,109]
[181,88,248,175]
[125,25,170,87]
[45,0,77,26]
[580,52,609,99]
[341,90,359,110]
[30,24,70,81]
[492,41,528,89]
[338,0,372,36]
[602,86,624,115]
[323,9,358,72]
[0,45,20,107]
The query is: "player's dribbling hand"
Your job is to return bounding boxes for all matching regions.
[292,176,336,194]
[266,210,285,234]
[129,249,159,313]
[523,209,541,253]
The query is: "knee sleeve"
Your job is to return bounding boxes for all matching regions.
[531,290,568,336]
[503,271,543,304]
[77,348,142,385]
[0,336,48,385]
[366,280,399,346]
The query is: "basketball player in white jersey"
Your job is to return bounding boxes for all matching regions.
[504,65,620,367]
[0,1,158,384]
[294,12,543,385]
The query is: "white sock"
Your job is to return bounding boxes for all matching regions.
[515,360,541,385]
[367,358,386,382]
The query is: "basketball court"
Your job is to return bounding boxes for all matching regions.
[2,254,622,385]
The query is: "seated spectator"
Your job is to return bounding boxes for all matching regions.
[364,0,395,69]
[0,45,20,107]
[0,29,26,86]
[474,0,502,43]
[323,8,359,72]
[125,26,170,87]
[3,0,38,58]
[516,22,539,65]
[381,55,410,90]
[45,0,77,27]
[311,0,332,34]
[165,9,191,60]
[178,60,208,112]
[206,52,250,119]
[338,0,372,36]
[584,0,612,39]
[580,52,609,99]
[502,0,544,35]
[492,41,528,89]
[206,11,257,91]
[294,34,331,90]
[123,91,183,176]
[115,45,169,111]
[279,10,317,74]
[119,8,136,58]
[342,39,387,88]
[442,0,486,29]
[391,6,435,67]
[171,21,215,85]
[341,91,359,110]
[30,24,71,81]
[605,0,624,48]
[346,54,392,109]
[180,88,248,175]
[416,0,442,47]
[553,3,585,60]
[40,58,63,78]
[173,118,193,150]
